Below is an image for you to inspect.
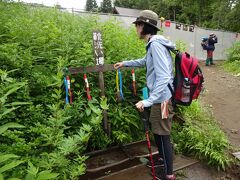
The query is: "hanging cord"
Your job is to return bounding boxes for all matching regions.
[64,77,69,104]
[118,69,124,100]
[63,67,72,104]
[132,69,137,96]
[115,69,121,102]
[116,70,120,93]
[84,73,92,101]
[66,75,73,104]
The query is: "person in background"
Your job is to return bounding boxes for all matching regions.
[206,33,218,66]
[114,10,176,180]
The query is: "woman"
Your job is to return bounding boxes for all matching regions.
[114,10,176,180]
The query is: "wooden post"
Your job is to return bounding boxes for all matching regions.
[92,30,110,136]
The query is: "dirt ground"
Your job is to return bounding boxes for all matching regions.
[182,61,240,180]
[199,61,240,148]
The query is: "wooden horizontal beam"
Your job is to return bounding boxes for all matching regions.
[68,64,139,74]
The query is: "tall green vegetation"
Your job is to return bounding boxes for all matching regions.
[114,0,240,32]
[0,69,26,179]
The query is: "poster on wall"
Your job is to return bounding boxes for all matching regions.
[236,33,240,41]
[183,24,188,31]
[189,25,194,32]
[176,23,181,30]
[165,20,171,27]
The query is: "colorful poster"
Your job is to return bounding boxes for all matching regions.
[183,24,188,31]
[176,23,181,30]
[236,33,240,41]
[165,20,171,27]
[189,25,194,32]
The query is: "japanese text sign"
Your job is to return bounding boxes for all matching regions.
[93,30,104,65]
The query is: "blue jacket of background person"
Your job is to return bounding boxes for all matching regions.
[207,35,218,51]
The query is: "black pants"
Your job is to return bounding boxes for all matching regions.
[154,134,173,175]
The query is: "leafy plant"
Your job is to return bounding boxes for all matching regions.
[0,154,24,179]
[172,101,232,170]
[0,69,29,120]
[224,41,240,75]
[226,41,240,62]
[0,69,27,179]
[25,162,59,180]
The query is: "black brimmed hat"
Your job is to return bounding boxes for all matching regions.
[133,10,160,30]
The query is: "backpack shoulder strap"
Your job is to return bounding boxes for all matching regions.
[146,41,179,55]
[167,83,174,95]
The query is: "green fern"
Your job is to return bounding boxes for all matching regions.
[25,162,59,180]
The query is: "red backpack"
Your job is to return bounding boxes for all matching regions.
[147,43,204,106]
[168,51,204,106]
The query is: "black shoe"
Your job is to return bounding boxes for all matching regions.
[146,157,164,168]
[148,166,165,180]
[155,167,165,180]
[210,63,215,65]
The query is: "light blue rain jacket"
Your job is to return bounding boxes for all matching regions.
[123,35,175,107]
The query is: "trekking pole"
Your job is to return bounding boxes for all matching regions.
[141,87,156,180]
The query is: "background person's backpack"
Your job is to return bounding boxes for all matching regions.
[201,37,208,50]
[168,51,204,106]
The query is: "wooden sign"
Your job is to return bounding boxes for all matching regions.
[67,31,142,137]
[93,30,104,65]
[93,30,109,136]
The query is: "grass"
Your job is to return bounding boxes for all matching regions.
[172,101,233,170]
[222,60,240,76]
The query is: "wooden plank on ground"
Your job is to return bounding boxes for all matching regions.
[97,154,199,180]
